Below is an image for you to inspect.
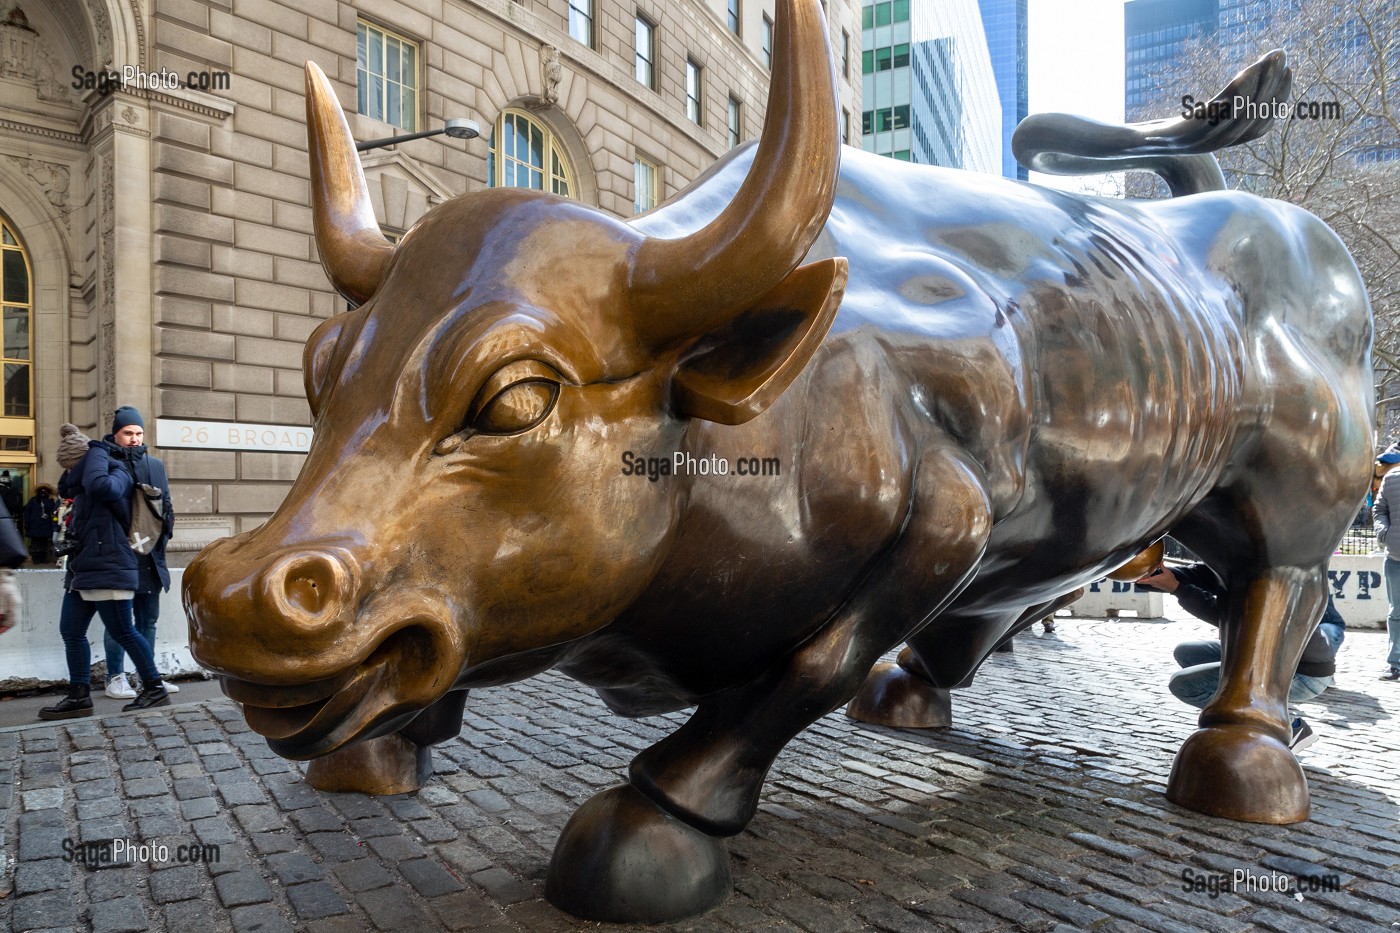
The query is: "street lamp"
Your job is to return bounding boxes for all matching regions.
[356,118,480,152]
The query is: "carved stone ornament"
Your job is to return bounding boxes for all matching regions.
[87,0,112,65]
[5,155,71,231]
[539,43,561,107]
[0,5,37,80]
[0,6,72,102]
[186,0,1372,924]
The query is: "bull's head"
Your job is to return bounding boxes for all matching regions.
[185,0,845,759]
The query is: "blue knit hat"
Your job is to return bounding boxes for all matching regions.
[112,406,145,434]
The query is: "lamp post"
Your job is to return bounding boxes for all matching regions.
[356,118,480,152]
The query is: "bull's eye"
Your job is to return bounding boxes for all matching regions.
[435,359,562,453]
[475,379,558,434]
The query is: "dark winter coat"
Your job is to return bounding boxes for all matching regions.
[62,438,175,592]
[23,495,58,540]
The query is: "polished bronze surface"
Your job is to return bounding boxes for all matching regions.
[184,0,1372,919]
[303,732,431,796]
[1107,540,1167,582]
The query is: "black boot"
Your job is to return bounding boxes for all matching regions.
[123,681,170,711]
[39,683,94,720]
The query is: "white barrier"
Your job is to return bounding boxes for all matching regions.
[1067,555,1391,628]
[1327,554,1388,629]
[1069,579,1166,619]
[1,569,199,691]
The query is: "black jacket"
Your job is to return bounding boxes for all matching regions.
[1168,563,1344,678]
[23,495,58,539]
[61,438,174,592]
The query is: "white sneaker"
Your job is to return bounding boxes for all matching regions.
[164,680,179,693]
[105,673,137,699]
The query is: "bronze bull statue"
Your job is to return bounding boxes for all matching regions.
[185,0,1372,921]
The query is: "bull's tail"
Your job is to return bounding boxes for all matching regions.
[1012,50,1292,197]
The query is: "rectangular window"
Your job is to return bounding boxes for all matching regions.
[840,108,849,144]
[761,15,773,69]
[892,43,909,68]
[727,95,742,148]
[635,15,655,88]
[861,110,873,135]
[875,2,891,27]
[874,47,891,71]
[861,4,872,29]
[892,104,909,129]
[727,0,741,35]
[862,49,873,74]
[634,157,658,214]
[842,29,850,76]
[569,0,593,47]
[357,19,418,132]
[876,108,893,132]
[686,59,703,124]
[892,0,909,23]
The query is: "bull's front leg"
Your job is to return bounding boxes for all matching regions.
[1166,565,1323,824]
[545,451,992,922]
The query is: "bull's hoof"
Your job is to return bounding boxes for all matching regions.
[304,733,432,795]
[846,661,952,729]
[546,783,731,922]
[1166,726,1309,824]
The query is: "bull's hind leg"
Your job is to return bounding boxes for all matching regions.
[1166,563,1326,824]
[545,450,992,922]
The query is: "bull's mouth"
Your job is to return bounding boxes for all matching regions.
[223,625,451,759]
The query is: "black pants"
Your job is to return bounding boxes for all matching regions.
[27,536,51,564]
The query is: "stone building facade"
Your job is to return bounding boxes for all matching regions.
[0,0,860,552]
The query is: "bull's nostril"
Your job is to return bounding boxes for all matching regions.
[259,549,359,628]
[286,575,325,615]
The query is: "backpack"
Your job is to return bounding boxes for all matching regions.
[127,482,165,555]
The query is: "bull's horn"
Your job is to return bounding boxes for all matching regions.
[630,0,840,346]
[305,62,394,306]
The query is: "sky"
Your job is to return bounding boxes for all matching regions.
[1026,0,1127,192]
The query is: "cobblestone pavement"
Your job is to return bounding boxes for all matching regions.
[2,615,1398,933]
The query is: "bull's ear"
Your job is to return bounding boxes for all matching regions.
[303,314,348,418]
[673,257,847,425]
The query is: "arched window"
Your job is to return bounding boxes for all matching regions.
[486,110,573,197]
[0,214,34,497]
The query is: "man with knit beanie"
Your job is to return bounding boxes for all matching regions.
[40,410,173,719]
[100,406,178,699]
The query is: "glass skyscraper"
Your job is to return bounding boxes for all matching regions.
[1123,0,1219,119]
[977,0,1028,181]
[861,0,1002,173]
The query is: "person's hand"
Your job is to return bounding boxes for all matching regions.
[1137,564,1179,592]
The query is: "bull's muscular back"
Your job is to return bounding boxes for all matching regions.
[641,145,1246,555]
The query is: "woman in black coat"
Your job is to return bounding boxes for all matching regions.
[39,414,170,719]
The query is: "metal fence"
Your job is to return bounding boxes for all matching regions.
[1338,523,1380,555]
[1163,526,1379,559]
